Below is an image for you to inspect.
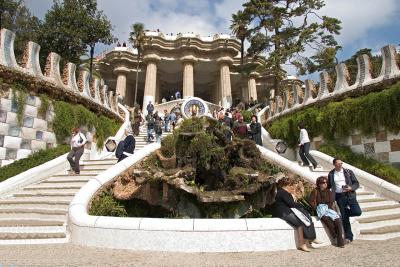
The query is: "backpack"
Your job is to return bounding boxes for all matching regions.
[115,140,125,159]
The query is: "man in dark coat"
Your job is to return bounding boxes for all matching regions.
[249,115,262,146]
[327,158,362,242]
[117,128,135,162]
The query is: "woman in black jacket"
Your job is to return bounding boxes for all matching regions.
[249,115,262,146]
[117,128,135,162]
[272,177,318,252]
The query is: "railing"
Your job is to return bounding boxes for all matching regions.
[0,28,121,121]
[267,45,400,122]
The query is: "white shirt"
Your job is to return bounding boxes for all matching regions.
[334,169,347,193]
[71,132,87,148]
[299,129,310,145]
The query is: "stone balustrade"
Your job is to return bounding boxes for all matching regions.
[267,45,400,122]
[0,28,121,121]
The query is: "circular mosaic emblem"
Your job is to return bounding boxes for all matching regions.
[181,97,209,118]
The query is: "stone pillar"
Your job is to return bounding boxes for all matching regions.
[181,56,197,98]
[114,66,129,101]
[155,75,160,104]
[217,57,233,109]
[248,72,259,101]
[142,54,160,114]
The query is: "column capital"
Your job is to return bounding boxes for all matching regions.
[216,56,234,66]
[143,54,161,64]
[113,66,130,75]
[249,71,260,79]
[180,55,198,64]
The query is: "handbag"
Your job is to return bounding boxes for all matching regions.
[291,207,311,227]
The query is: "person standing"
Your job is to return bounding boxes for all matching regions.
[328,158,362,243]
[310,176,345,248]
[146,113,155,143]
[154,117,163,143]
[169,111,177,131]
[232,115,248,139]
[298,122,319,170]
[163,110,170,132]
[146,101,154,115]
[117,128,135,162]
[249,115,262,146]
[67,128,87,175]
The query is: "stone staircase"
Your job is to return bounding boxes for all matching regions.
[0,128,168,244]
[0,158,117,244]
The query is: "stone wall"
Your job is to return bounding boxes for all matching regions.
[308,130,400,168]
[0,88,95,167]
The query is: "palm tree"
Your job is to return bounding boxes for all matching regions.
[230,10,251,68]
[230,11,251,102]
[129,22,145,107]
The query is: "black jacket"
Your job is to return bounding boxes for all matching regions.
[272,188,302,218]
[327,168,359,198]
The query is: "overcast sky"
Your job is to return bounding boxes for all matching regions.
[25,0,400,77]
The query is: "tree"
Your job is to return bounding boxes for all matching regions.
[38,0,114,72]
[80,1,114,81]
[129,22,146,107]
[230,10,251,69]
[0,0,41,59]
[241,0,342,95]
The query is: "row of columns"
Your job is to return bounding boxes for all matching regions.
[114,55,259,110]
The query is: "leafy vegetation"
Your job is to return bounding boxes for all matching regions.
[268,81,400,147]
[53,101,120,148]
[320,143,400,185]
[89,190,128,217]
[11,83,27,126]
[0,145,70,182]
[240,110,253,123]
[38,94,51,118]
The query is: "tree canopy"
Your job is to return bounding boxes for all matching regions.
[0,0,41,59]
[236,0,342,94]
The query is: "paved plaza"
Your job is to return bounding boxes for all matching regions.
[1,237,399,266]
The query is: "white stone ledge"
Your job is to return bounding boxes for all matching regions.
[68,138,361,252]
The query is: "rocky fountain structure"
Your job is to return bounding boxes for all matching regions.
[91,116,287,218]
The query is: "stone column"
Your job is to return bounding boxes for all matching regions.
[142,54,160,114]
[114,66,129,101]
[217,57,233,109]
[155,75,160,104]
[181,56,197,98]
[248,72,259,101]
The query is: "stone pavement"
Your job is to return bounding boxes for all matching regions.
[1,237,400,267]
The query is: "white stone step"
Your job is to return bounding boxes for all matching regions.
[76,169,105,175]
[0,213,66,221]
[359,218,400,230]
[13,189,78,197]
[43,176,92,183]
[0,204,68,214]
[0,217,65,227]
[360,200,399,209]
[358,231,400,240]
[82,159,117,165]
[0,197,72,205]
[24,182,86,190]
[0,237,68,245]
[358,197,387,203]
[357,191,375,196]
[359,224,400,238]
[359,207,400,218]
[0,226,66,240]
[357,194,378,200]
[81,164,114,170]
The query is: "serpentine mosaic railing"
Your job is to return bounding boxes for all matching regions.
[0,28,121,121]
[267,45,400,122]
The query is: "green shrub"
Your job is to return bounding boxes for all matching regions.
[11,84,27,127]
[319,143,400,185]
[89,191,128,217]
[241,110,253,123]
[0,145,70,182]
[268,81,400,147]
[53,100,120,148]
[38,94,51,118]
[160,134,176,157]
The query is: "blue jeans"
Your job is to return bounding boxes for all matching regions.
[336,193,362,241]
[147,128,154,142]
[156,134,161,143]
[164,122,169,132]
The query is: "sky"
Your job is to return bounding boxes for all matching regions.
[25,0,400,78]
